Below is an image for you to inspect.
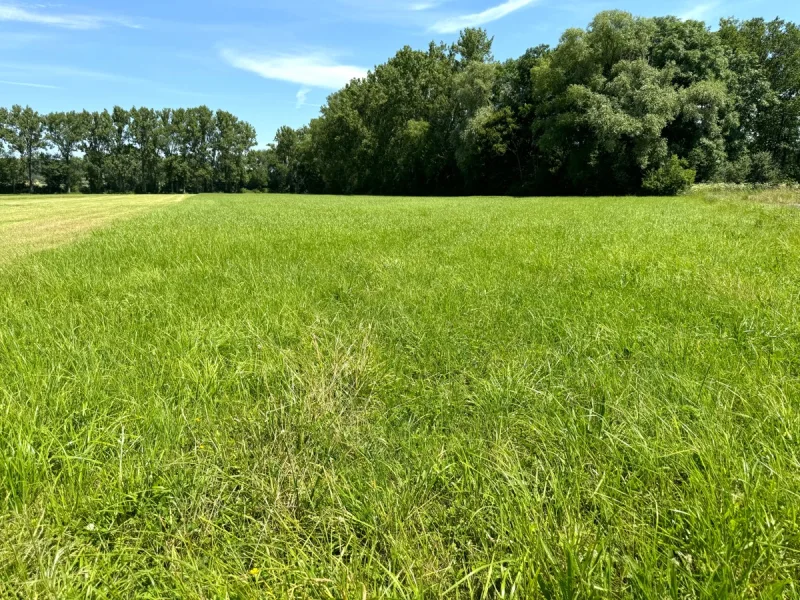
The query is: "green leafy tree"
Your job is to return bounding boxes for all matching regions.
[0,106,7,154]
[245,149,273,191]
[107,107,137,193]
[45,111,88,193]
[5,105,48,193]
[719,18,800,180]
[81,110,114,193]
[213,110,257,192]
[451,28,494,66]
[160,108,190,193]
[0,109,23,193]
[184,106,215,193]
[529,13,681,193]
[130,107,161,193]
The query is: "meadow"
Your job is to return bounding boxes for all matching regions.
[0,192,799,598]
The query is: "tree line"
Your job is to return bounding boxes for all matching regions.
[2,11,799,196]
[270,12,800,196]
[0,106,265,194]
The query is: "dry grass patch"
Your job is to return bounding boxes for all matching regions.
[0,194,187,262]
[691,183,800,206]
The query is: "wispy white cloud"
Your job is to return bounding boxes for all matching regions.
[0,78,60,88]
[679,2,720,22]
[329,0,449,25]
[0,62,214,98]
[431,0,538,34]
[340,0,445,12]
[295,87,311,108]
[0,31,50,48]
[220,49,368,89]
[0,61,147,84]
[0,3,139,29]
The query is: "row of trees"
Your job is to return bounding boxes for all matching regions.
[268,12,800,196]
[0,106,265,194]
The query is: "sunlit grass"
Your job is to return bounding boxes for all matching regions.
[1,193,799,597]
[0,194,186,261]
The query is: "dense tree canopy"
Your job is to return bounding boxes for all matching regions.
[1,12,798,195]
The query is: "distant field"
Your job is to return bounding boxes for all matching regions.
[0,194,186,261]
[1,193,799,598]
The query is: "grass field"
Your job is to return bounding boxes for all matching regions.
[1,193,799,598]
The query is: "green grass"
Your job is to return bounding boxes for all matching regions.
[1,193,799,598]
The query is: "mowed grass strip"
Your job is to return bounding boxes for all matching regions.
[1,194,799,598]
[0,194,187,262]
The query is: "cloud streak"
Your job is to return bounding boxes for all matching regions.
[0,3,139,29]
[0,31,50,48]
[679,2,720,22]
[0,62,147,84]
[0,79,60,89]
[430,0,538,34]
[221,49,368,89]
[0,62,214,98]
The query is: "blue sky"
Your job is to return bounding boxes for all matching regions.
[1,0,798,145]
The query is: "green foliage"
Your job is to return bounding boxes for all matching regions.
[642,154,696,195]
[452,28,495,64]
[3,105,47,193]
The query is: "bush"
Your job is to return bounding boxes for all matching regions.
[642,155,696,196]
[747,151,781,184]
[715,151,786,185]
[716,154,752,184]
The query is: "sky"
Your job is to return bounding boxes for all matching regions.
[1,0,798,146]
